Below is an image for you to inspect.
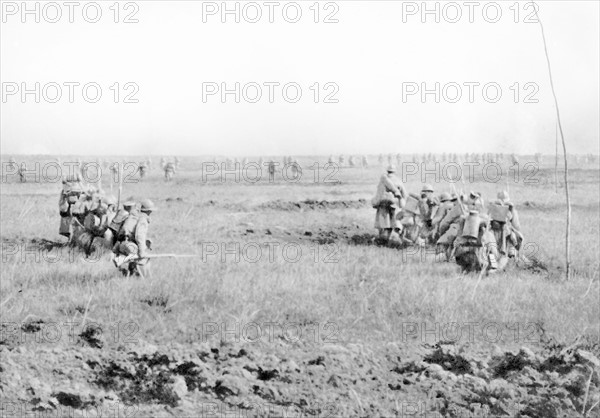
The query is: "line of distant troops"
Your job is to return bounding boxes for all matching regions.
[6,152,598,183]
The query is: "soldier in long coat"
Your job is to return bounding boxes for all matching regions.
[373,165,407,242]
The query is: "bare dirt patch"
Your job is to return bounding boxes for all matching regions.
[2,339,598,417]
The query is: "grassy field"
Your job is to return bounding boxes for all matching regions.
[1,155,599,417]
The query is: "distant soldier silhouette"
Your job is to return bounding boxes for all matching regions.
[268,160,276,182]
[18,163,27,182]
[138,161,148,179]
[290,159,300,179]
[164,161,176,181]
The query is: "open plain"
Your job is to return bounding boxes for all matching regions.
[1,156,599,417]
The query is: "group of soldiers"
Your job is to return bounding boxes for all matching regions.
[6,152,598,184]
[371,152,598,166]
[58,175,156,277]
[372,165,524,273]
[3,156,180,183]
[327,155,370,168]
[374,152,515,166]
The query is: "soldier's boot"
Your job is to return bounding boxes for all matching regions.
[389,228,402,243]
[384,228,393,242]
[378,228,389,239]
[507,244,517,258]
[376,228,391,245]
[126,262,139,277]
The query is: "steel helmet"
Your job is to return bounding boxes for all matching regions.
[497,191,510,201]
[103,195,117,206]
[123,197,136,208]
[439,192,451,202]
[421,184,434,193]
[140,199,156,212]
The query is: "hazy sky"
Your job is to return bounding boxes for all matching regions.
[1,0,598,156]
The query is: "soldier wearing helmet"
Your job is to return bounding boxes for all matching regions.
[491,190,523,258]
[134,199,155,259]
[435,192,466,260]
[418,184,439,233]
[465,191,485,212]
[372,165,407,242]
[96,195,118,246]
[430,192,453,240]
[107,197,138,243]
[58,181,84,239]
[113,198,156,277]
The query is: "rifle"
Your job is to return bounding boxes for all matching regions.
[144,253,199,259]
[117,162,123,209]
[450,182,467,217]
[114,253,199,268]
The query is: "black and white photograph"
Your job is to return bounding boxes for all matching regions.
[1,1,599,416]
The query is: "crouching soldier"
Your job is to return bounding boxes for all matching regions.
[436,193,464,260]
[489,191,523,261]
[79,195,118,255]
[465,191,485,212]
[100,195,118,246]
[418,184,439,242]
[454,210,499,273]
[58,182,84,239]
[112,199,156,277]
[69,192,91,245]
[396,193,424,246]
[107,198,137,244]
[78,202,108,255]
[430,192,453,242]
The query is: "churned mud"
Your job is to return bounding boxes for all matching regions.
[1,337,598,417]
